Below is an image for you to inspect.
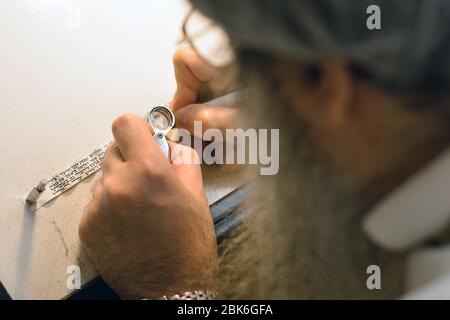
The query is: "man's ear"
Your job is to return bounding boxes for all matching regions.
[276,58,354,130]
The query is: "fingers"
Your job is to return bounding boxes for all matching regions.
[111,113,163,161]
[172,46,217,111]
[169,141,205,201]
[90,179,103,206]
[102,142,124,173]
[175,104,238,138]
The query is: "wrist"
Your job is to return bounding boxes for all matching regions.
[112,256,217,300]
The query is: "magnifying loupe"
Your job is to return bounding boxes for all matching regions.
[146,105,175,157]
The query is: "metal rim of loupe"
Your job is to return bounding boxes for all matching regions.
[146,105,175,136]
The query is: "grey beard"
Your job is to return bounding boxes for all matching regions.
[214,64,406,299]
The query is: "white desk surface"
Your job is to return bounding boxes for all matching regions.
[0,0,240,299]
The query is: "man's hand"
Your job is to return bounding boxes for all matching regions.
[171,46,239,138]
[79,114,217,299]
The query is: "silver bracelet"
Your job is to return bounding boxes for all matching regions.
[158,290,215,300]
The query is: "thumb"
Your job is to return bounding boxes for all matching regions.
[175,104,238,138]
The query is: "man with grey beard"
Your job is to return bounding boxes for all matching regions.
[79,0,450,299]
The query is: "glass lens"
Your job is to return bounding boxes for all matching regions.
[150,110,170,131]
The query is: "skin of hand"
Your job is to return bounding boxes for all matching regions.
[171,46,243,174]
[171,46,239,138]
[79,114,217,299]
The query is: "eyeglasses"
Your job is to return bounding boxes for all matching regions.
[179,9,235,68]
